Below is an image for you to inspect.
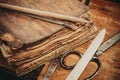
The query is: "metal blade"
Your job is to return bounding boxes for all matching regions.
[66,29,106,80]
[43,58,60,80]
[96,31,120,56]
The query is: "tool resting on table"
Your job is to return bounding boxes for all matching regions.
[42,30,120,80]
[0,3,89,24]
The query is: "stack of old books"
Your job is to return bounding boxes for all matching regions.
[0,0,97,77]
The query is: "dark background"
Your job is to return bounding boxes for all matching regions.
[0,65,44,80]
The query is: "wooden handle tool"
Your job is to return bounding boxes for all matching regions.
[0,3,89,23]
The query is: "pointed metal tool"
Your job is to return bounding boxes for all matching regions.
[96,31,120,56]
[66,29,106,80]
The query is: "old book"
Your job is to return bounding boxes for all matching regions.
[0,26,97,76]
[0,0,97,76]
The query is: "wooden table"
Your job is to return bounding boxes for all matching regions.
[0,0,119,80]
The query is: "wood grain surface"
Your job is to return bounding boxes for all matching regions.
[38,0,120,80]
[0,0,119,80]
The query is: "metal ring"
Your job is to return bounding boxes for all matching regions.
[85,57,101,80]
[60,50,82,69]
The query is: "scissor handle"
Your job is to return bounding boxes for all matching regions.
[60,50,82,69]
[60,51,101,80]
[85,56,101,80]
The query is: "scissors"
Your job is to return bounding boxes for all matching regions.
[43,31,120,80]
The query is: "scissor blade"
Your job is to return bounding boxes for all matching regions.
[43,58,60,80]
[66,29,106,80]
[96,31,120,56]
